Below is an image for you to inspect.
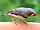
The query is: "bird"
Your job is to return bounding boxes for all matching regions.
[2,7,37,25]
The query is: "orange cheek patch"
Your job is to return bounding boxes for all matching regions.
[26,12,31,16]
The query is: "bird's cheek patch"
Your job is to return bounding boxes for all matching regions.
[26,12,31,16]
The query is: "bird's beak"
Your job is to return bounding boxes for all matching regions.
[33,13,36,16]
[31,13,37,17]
[33,13,37,18]
[31,13,37,18]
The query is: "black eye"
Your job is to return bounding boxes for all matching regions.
[31,12,34,14]
[11,13,14,14]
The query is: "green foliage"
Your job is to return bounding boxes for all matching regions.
[0,0,40,22]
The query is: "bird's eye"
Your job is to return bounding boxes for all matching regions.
[31,12,34,14]
[31,12,34,16]
[11,13,14,14]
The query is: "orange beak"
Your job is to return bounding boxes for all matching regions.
[33,13,36,16]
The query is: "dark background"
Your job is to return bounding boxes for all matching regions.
[0,0,40,22]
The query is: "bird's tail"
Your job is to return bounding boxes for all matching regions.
[2,13,12,16]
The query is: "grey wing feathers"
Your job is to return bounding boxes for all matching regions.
[7,9,22,16]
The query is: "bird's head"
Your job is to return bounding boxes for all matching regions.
[26,12,37,17]
[26,8,37,17]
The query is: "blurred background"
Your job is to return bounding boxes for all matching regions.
[0,0,40,22]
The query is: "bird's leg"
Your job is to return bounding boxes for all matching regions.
[22,20,27,25]
[20,18,27,25]
[17,16,27,25]
[12,15,27,25]
[2,13,17,25]
[2,13,15,22]
[10,14,27,25]
[11,16,15,22]
[11,16,18,25]
[12,17,17,25]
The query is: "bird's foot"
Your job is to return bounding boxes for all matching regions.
[23,21,27,25]
[14,22,17,25]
